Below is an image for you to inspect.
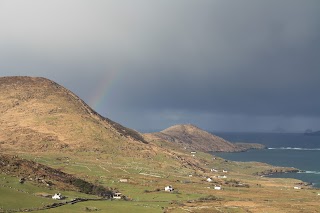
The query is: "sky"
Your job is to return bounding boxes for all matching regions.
[0,0,320,132]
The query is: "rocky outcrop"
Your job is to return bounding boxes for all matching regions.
[234,143,266,151]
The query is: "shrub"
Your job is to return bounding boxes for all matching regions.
[72,178,112,197]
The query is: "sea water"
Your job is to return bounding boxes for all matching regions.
[213,133,320,188]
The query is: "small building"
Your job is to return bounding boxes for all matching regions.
[164,185,174,192]
[218,175,227,179]
[211,169,218,172]
[222,170,228,173]
[119,179,128,183]
[113,192,122,199]
[214,185,222,190]
[207,178,213,182]
[190,151,197,154]
[52,193,63,200]
[294,186,301,190]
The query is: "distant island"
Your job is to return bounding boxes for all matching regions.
[304,130,320,136]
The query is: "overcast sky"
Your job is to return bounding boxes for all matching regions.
[1,0,320,132]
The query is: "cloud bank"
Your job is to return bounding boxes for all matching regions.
[0,0,319,132]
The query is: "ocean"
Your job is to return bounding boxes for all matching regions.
[213,132,320,188]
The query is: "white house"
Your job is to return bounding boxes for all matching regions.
[294,186,301,190]
[164,185,174,192]
[211,169,218,172]
[52,193,62,200]
[190,151,197,154]
[214,185,222,190]
[222,170,228,173]
[113,192,122,199]
[119,179,128,183]
[218,175,227,179]
[207,178,213,182]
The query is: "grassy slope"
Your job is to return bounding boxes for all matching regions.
[2,150,316,213]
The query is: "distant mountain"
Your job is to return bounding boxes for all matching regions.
[144,124,265,152]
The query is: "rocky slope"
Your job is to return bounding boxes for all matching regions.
[145,124,265,152]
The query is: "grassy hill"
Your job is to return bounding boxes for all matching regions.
[144,124,265,152]
[0,76,147,153]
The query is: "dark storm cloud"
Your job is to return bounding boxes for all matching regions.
[0,0,319,131]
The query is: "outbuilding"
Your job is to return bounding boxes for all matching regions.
[52,193,63,200]
[214,185,222,190]
[113,192,122,199]
[165,185,174,192]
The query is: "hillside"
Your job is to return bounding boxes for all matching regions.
[0,76,208,176]
[0,154,112,196]
[1,77,319,212]
[145,124,265,152]
[0,76,146,153]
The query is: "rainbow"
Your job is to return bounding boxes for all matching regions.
[88,71,119,112]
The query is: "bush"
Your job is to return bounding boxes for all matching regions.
[72,178,112,197]
[198,195,222,202]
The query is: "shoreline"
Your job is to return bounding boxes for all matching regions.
[213,150,319,189]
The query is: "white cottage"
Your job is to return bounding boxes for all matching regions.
[52,193,62,200]
[207,178,213,182]
[214,185,222,190]
[113,192,122,199]
[164,185,174,192]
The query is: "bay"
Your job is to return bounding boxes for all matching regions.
[213,132,320,188]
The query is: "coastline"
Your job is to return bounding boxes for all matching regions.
[213,149,319,189]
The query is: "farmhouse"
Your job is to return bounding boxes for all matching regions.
[207,178,213,182]
[52,193,63,200]
[164,185,174,192]
[113,192,122,199]
[214,185,222,190]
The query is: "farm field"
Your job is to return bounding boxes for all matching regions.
[2,151,320,213]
